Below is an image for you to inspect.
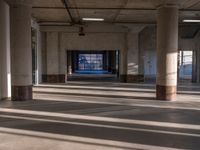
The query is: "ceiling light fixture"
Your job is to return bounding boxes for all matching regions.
[79,27,85,36]
[183,20,200,23]
[82,18,104,21]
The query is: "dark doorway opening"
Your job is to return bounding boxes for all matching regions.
[31,28,37,85]
[66,50,119,82]
[76,51,105,74]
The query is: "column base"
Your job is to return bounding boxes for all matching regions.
[127,75,144,83]
[12,85,32,101]
[156,85,177,101]
[1,97,10,101]
[42,74,65,83]
[120,75,127,83]
[120,74,145,83]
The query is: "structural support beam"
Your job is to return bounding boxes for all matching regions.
[66,50,72,81]
[0,0,11,100]
[195,49,200,83]
[156,5,179,101]
[9,0,32,101]
[120,34,128,82]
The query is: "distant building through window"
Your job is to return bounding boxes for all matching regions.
[179,50,193,80]
[78,54,103,71]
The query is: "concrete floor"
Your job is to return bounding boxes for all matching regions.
[0,82,200,150]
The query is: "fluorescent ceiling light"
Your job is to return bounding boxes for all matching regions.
[82,18,104,21]
[183,20,200,23]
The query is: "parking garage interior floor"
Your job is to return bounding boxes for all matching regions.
[0,82,200,150]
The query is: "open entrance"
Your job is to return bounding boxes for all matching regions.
[66,50,119,81]
[31,28,37,85]
[143,50,195,83]
[144,50,156,82]
[178,50,193,83]
[76,52,105,74]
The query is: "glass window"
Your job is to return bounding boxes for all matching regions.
[78,53,103,71]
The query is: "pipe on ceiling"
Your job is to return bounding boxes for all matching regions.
[62,0,75,24]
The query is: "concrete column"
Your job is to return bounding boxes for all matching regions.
[192,50,197,83]
[46,32,60,83]
[120,34,128,82]
[127,32,144,82]
[156,5,179,100]
[0,0,11,100]
[9,0,32,101]
[196,49,200,83]
[41,32,47,82]
[67,51,72,75]
[109,51,116,74]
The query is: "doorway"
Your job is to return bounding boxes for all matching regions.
[66,50,119,81]
[178,50,193,82]
[31,28,37,85]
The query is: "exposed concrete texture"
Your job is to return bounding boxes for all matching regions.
[156,5,178,100]
[139,26,156,78]
[144,50,156,78]
[31,19,42,84]
[179,38,195,50]
[60,33,125,51]
[139,26,156,52]
[42,23,144,83]
[0,0,11,100]
[126,25,145,80]
[46,32,59,75]
[31,0,200,24]
[193,32,200,83]
[1,82,200,150]
[119,33,128,82]
[10,0,32,100]
[139,26,197,52]
[40,23,129,33]
[10,1,32,86]
[59,32,67,76]
[37,31,43,83]
[58,24,127,76]
[127,33,139,75]
[41,22,200,84]
[41,32,47,76]
[139,24,200,81]
[195,48,200,83]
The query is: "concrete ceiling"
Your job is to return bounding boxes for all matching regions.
[31,0,200,24]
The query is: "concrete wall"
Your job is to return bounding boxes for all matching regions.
[46,32,59,75]
[31,19,43,84]
[139,25,200,81]
[193,31,200,82]
[40,23,200,83]
[41,32,47,76]
[127,33,139,75]
[10,3,32,86]
[41,23,143,82]
[37,30,42,83]
[126,26,146,82]
[144,50,156,77]
[60,32,126,75]
[139,26,156,79]
[0,0,11,99]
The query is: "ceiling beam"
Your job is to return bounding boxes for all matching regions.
[32,6,200,12]
[70,0,81,21]
[38,20,200,26]
[187,1,200,9]
[62,0,75,24]
[112,0,128,23]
